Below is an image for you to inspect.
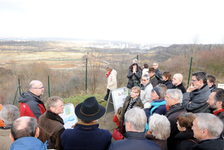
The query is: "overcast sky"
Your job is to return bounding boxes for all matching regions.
[1,0,224,44]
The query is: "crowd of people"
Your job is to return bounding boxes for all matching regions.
[0,60,224,150]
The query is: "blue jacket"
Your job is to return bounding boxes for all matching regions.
[9,137,47,150]
[109,132,161,150]
[145,99,166,119]
[61,122,112,150]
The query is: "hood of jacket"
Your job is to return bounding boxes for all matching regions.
[18,91,41,103]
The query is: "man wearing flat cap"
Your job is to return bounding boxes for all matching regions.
[61,96,112,150]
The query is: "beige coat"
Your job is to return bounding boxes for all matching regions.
[107,69,117,90]
[0,129,12,150]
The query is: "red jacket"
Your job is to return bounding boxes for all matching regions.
[19,91,46,119]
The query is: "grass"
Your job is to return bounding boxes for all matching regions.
[64,93,107,107]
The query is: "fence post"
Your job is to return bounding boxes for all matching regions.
[18,78,21,96]
[48,75,51,97]
[85,57,88,93]
[187,57,193,87]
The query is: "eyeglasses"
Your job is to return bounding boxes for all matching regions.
[32,86,44,89]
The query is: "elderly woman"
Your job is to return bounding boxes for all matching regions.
[174,112,197,150]
[119,86,144,134]
[38,96,65,150]
[144,84,167,119]
[146,114,171,150]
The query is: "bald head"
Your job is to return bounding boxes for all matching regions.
[29,80,44,96]
[11,117,39,141]
[172,73,183,86]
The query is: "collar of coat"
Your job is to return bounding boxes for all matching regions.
[46,111,64,125]
[125,131,145,140]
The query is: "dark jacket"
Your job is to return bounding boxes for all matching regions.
[38,111,65,150]
[192,138,224,150]
[183,85,210,113]
[127,68,142,89]
[61,122,111,150]
[19,91,46,119]
[150,75,159,87]
[155,69,163,82]
[162,80,173,89]
[109,132,161,150]
[144,99,166,119]
[9,137,47,150]
[213,109,224,138]
[120,96,144,128]
[166,103,186,150]
[172,83,186,93]
[145,134,167,150]
[174,129,197,150]
[209,84,216,92]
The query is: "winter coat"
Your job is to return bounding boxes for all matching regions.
[150,75,159,87]
[145,134,168,150]
[144,99,166,119]
[61,122,111,150]
[183,85,210,113]
[107,69,117,90]
[162,80,173,89]
[172,83,186,93]
[166,103,186,150]
[120,96,143,125]
[174,129,197,150]
[127,69,142,89]
[119,96,144,134]
[18,91,46,119]
[9,137,47,150]
[109,132,161,150]
[140,82,153,104]
[192,138,224,150]
[38,111,65,150]
[0,128,12,150]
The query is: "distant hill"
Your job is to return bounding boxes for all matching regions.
[148,44,224,62]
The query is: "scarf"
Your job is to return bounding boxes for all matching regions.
[127,98,138,111]
[46,111,64,125]
[106,70,112,78]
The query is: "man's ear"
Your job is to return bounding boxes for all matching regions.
[35,127,40,138]
[9,133,15,142]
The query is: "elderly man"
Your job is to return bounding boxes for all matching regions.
[183,72,210,113]
[192,113,224,150]
[61,97,111,150]
[140,74,153,105]
[0,104,20,150]
[9,116,47,150]
[18,80,46,119]
[109,107,161,150]
[165,89,186,150]
[172,73,186,93]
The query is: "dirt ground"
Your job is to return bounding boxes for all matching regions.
[99,112,117,133]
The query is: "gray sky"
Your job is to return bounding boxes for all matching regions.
[1,0,224,44]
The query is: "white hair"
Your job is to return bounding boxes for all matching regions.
[0,104,20,126]
[166,89,183,103]
[196,113,223,138]
[149,114,171,140]
[173,73,183,82]
[125,107,146,132]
